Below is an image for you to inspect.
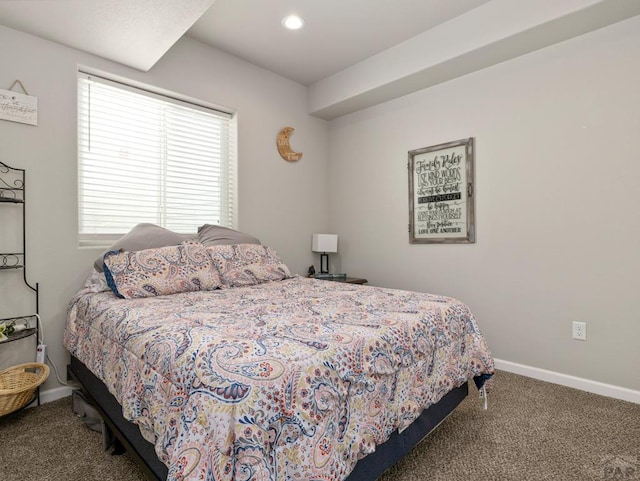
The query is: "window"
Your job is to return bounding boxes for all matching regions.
[77,72,236,246]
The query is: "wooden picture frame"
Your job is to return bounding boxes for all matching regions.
[408,138,475,244]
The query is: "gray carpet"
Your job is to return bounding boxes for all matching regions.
[1,371,638,481]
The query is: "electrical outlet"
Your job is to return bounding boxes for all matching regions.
[36,344,47,363]
[572,321,587,341]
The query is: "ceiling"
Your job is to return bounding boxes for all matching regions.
[0,0,488,83]
[1,0,639,119]
[186,0,491,86]
[0,0,213,72]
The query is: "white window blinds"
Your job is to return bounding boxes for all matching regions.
[77,72,236,245]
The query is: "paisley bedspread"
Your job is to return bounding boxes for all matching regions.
[64,276,494,481]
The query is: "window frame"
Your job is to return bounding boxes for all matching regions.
[77,70,237,247]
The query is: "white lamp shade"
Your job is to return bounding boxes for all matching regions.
[312,234,338,253]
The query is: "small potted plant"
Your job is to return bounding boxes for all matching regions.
[0,320,15,341]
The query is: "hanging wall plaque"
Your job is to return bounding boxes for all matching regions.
[0,80,38,126]
[277,127,302,162]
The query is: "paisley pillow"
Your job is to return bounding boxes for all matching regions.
[206,244,291,288]
[93,223,194,272]
[103,242,221,299]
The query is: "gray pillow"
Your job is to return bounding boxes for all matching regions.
[197,224,260,247]
[93,223,194,272]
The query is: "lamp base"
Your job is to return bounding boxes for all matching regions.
[320,253,329,274]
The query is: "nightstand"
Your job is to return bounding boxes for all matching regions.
[316,277,367,284]
[343,277,368,285]
[312,274,368,285]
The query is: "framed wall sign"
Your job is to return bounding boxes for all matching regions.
[408,138,475,244]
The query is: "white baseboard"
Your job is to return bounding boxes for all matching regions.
[494,358,640,404]
[39,385,75,404]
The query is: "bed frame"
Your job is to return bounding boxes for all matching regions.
[68,355,468,481]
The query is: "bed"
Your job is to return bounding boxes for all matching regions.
[64,229,494,481]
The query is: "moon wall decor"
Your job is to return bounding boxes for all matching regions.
[277,127,303,162]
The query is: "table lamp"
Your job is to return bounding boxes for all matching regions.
[312,234,338,274]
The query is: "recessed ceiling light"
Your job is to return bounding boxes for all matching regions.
[282,15,305,30]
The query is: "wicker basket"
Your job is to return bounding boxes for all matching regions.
[0,362,50,417]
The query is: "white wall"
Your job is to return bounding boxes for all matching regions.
[2,14,639,398]
[0,26,329,393]
[328,16,640,391]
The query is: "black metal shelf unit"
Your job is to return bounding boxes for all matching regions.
[0,161,40,397]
